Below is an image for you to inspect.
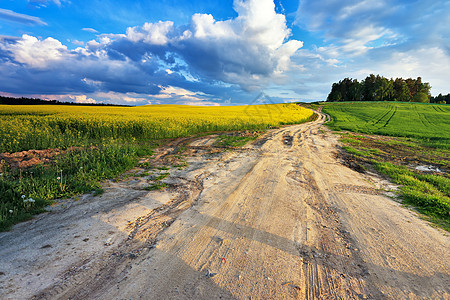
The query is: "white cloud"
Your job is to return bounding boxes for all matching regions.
[175,0,302,88]
[40,94,97,104]
[1,34,67,68]
[289,0,450,100]
[94,91,149,104]
[28,0,65,8]
[126,21,174,45]
[152,85,211,102]
[70,39,84,46]
[366,47,450,95]
[82,28,99,33]
[0,8,47,26]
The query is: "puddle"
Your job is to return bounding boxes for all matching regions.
[415,165,443,173]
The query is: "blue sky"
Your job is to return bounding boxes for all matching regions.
[0,0,449,105]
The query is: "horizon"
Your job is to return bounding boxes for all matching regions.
[0,0,449,106]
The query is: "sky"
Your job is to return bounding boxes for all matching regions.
[0,0,449,105]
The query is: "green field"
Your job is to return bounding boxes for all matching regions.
[322,102,450,148]
[323,102,449,229]
[0,104,314,230]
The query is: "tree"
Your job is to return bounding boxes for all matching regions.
[362,74,377,101]
[374,76,393,101]
[412,92,429,103]
[326,75,436,103]
[393,78,410,102]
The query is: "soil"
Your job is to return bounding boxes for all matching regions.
[0,112,448,299]
[0,147,94,170]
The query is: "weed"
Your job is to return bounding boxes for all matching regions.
[157,166,170,170]
[144,182,169,191]
[93,188,104,196]
[153,173,170,181]
[215,135,258,148]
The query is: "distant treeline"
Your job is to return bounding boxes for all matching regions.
[0,96,130,106]
[431,93,450,104]
[327,74,447,104]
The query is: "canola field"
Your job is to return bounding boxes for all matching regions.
[0,103,313,230]
[0,104,313,153]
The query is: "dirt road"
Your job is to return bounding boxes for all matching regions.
[1,112,449,299]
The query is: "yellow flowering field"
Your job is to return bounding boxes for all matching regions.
[0,104,313,152]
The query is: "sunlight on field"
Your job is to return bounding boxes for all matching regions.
[0,104,313,153]
[323,102,450,148]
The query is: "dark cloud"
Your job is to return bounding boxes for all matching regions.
[0,0,303,104]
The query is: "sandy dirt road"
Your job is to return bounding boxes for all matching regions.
[0,112,449,299]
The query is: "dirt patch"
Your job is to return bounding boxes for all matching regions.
[0,149,60,170]
[338,132,449,174]
[0,146,96,170]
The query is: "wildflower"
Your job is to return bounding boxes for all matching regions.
[9,210,13,213]
[23,199,28,203]
[21,195,26,199]
[28,198,35,203]
[57,177,61,180]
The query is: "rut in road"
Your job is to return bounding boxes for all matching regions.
[1,112,448,300]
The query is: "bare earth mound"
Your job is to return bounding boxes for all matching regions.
[0,112,448,299]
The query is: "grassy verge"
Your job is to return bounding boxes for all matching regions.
[323,102,449,229]
[0,139,154,231]
[335,133,449,231]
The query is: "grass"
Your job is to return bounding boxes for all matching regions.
[144,182,169,191]
[0,141,140,230]
[323,102,450,148]
[153,173,170,181]
[215,134,261,148]
[374,162,449,230]
[0,103,314,230]
[324,102,449,230]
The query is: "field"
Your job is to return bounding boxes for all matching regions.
[322,102,450,148]
[323,102,449,229]
[0,103,314,230]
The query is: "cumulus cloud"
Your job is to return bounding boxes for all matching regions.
[0,0,302,104]
[0,8,47,26]
[175,0,303,88]
[1,34,67,68]
[126,21,174,45]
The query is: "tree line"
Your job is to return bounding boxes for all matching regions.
[0,96,130,106]
[430,93,450,104]
[326,74,447,104]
